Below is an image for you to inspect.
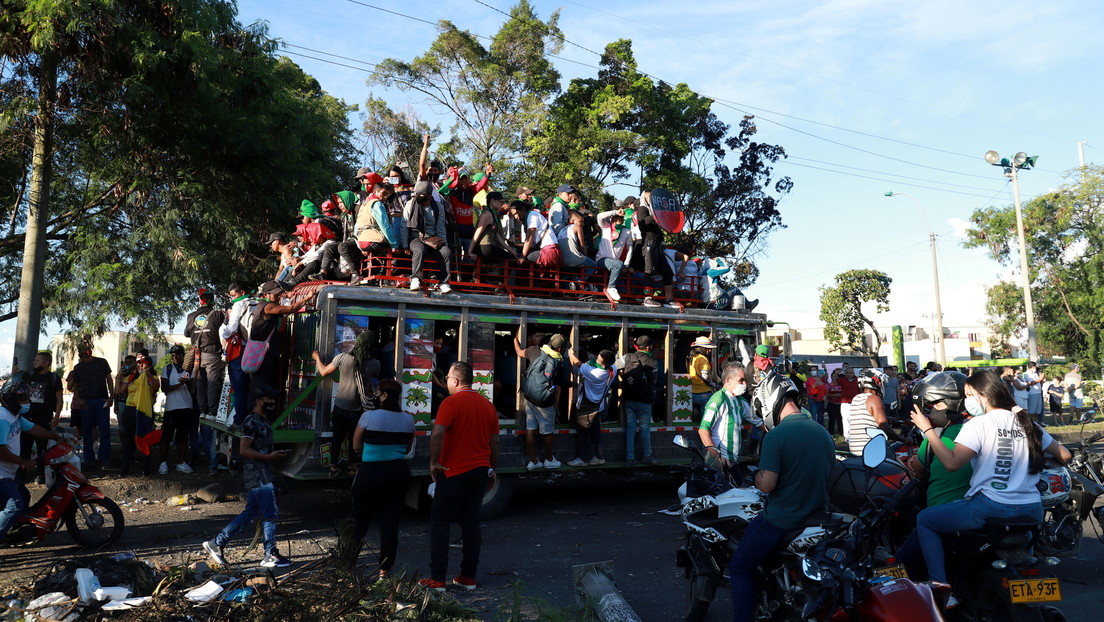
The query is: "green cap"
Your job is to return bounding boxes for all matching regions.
[755,344,769,356]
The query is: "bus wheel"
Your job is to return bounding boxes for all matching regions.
[480,473,513,520]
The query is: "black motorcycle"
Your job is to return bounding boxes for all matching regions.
[1037,430,1104,558]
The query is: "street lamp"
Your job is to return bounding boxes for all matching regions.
[984,150,1039,361]
[885,191,946,366]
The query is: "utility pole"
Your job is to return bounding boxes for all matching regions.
[1077,141,1087,168]
[885,192,946,365]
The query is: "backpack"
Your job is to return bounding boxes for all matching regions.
[620,351,657,403]
[238,298,262,342]
[522,354,559,407]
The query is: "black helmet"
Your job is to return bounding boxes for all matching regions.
[857,369,887,397]
[169,344,185,355]
[752,371,802,431]
[912,371,968,420]
[0,374,30,413]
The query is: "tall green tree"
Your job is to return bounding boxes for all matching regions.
[360,96,438,172]
[819,269,893,358]
[368,0,563,174]
[525,40,790,284]
[1,0,358,350]
[964,165,1104,373]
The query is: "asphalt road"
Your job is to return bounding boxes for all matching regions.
[2,468,1102,621]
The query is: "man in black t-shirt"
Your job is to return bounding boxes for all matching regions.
[19,352,64,483]
[67,345,114,468]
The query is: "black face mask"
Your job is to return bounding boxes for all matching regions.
[262,401,277,414]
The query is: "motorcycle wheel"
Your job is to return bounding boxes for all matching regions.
[968,580,1047,622]
[64,499,125,547]
[684,573,716,622]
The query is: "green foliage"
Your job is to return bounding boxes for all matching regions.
[0,0,358,335]
[819,269,892,356]
[360,95,438,172]
[964,165,1104,373]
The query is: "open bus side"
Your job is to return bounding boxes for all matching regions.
[202,285,766,517]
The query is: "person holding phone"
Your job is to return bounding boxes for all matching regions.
[202,384,292,569]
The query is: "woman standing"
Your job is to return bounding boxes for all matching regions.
[119,354,160,476]
[805,369,827,427]
[348,379,414,577]
[908,369,1070,593]
[825,369,843,436]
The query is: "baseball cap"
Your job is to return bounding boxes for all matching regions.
[516,186,534,196]
[267,232,288,244]
[555,184,576,194]
[549,334,567,349]
[755,344,769,356]
[169,344,185,355]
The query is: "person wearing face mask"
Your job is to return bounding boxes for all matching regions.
[908,369,1072,601]
[896,371,974,580]
[402,181,453,293]
[17,352,63,485]
[203,384,293,569]
[337,180,397,286]
[0,377,63,539]
[697,362,764,482]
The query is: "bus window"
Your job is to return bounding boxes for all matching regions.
[432,322,460,412]
[466,321,496,412]
[576,324,621,424]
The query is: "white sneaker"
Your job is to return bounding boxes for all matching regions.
[604,287,621,301]
[175,463,194,474]
[526,460,544,471]
[642,298,661,308]
[567,458,587,467]
[437,283,452,294]
[544,457,562,469]
[158,462,169,475]
[409,277,421,291]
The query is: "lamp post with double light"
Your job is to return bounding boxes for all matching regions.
[984,150,1039,361]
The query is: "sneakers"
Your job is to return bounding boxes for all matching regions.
[261,552,291,568]
[158,462,169,475]
[544,457,562,469]
[203,540,227,566]
[626,458,639,467]
[526,460,544,471]
[665,299,682,309]
[176,463,194,474]
[604,287,621,301]
[437,283,452,294]
[452,575,477,591]
[746,298,760,312]
[567,457,588,467]
[419,578,447,592]
[588,457,605,466]
[641,455,657,465]
[409,277,421,291]
[642,298,662,308]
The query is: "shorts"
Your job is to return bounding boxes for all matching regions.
[161,408,197,445]
[525,402,556,435]
[1070,397,1084,409]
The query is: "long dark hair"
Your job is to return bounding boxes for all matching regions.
[378,379,402,412]
[966,369,1045,473]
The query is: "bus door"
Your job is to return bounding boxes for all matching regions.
[461,310,521,426]
[625,321,669,424]
[671,322,714,426]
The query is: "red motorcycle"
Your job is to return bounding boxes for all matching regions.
[5,442,125,547]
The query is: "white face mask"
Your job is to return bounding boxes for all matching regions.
[388,176,401,185]
[964,396,985,417]
[728,383,748,397]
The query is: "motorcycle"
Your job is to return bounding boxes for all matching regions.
[4,442,125,548]
[672,435,840,621]
[1037,431,1104,557]
[800,438,948,622]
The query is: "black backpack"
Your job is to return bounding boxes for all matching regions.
[620,352,657,403]
[522,354,559,407]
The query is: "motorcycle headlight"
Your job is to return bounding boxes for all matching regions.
[802,557,823,581]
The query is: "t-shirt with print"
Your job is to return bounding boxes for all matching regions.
[333,353,380,411]
[525,210,557,249]
[758,410,835,530]
[954,408,1054,504]
[0,406,34,479]
[576,362,616,409]
[241,412,275,490]
[160,364,194,412]
[689,354,712,394]
[919,421,973,507]
[435,389,499,477]
[26,371,62,420]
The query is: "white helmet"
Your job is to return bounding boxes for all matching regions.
[752,371,802,431]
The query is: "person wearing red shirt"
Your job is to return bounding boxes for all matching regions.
[804,369,828,427]
[825,370,843,436]
[438,165,493,255]
[420,361,500,593]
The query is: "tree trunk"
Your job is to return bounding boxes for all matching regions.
[14,53,57,370]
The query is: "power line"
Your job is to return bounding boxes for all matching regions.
[284,43,379,68]
[776,160,1001,199]
[788,156,999,192]
[282,50,373,73]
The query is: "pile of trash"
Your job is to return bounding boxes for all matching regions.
[0,552,485,621]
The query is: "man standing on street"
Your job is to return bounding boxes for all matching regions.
[18,352,64,484]
[730,372,834,622]
[185,290,226,421]
[66,344,114,469]
[420,361,500,593]
[1023,361,1045,425]
[1065,364,1085,423]
[697,362,763,482]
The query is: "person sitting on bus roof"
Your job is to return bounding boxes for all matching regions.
[438,164,493,257]
[268,232,298,282]
[402,181,453,294]
[288,200,340,285]
[559,210,600,292]
[515,185,542,213]
[547,184,572,245]
[500,200,527,250]
[595,207,629,302]
[468,192,520,266]
[518,196,561,274]
[627,194,678,308]
[338,180,397,286]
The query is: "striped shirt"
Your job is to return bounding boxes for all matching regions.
[357,408,415,462]
[848,393,879,456]
[698,391,758,462]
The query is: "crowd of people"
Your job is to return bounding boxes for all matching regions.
[268,134,731,309]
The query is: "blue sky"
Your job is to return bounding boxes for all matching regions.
[2,0,1099,369]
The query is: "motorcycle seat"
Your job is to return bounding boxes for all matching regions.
[955,515,1039,538]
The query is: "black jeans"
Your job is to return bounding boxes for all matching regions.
[196,352,225,416]
[331,406,361,466]
[430,466,489,581]
[338,240,390,279]
[409,238,452,282]
[351,460,410,571]
[826,402,842,436]
[574,412,603,462]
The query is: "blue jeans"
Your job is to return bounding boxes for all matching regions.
[916,493,1042,583]
[597,256,623,289]
[624,399,652,460]
[0,477,31,536]
[228,357,250,424]
[80,398,111,465]
[692,391,712,422]
[214,482,279,556]
[808,399,825,426]
[730,515,792,622]
[199,426,219,470]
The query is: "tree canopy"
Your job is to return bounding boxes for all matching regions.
[1,0,358,340]
[819,269,892,358]
[963,165,1104,373]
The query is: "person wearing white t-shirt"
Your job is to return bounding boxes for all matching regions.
[909,369,1071,591]
[1022,361,1045,424]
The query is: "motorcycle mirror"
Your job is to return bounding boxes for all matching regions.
[866,426,886,440]
[801,557,823,581]
[861,438,888,469]
[673,435,691,449]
